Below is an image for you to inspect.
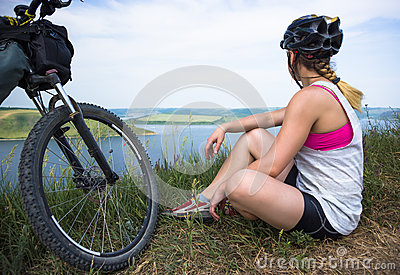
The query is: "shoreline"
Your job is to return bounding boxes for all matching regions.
[1,118,396,141]
[0,131,158,141]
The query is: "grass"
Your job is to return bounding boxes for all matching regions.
[0,110,399,274]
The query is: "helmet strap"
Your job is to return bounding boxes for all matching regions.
[287,51,303,89]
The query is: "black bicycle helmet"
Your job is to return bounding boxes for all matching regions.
[280,14,343,58]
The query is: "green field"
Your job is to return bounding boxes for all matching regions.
[0,109,42,140]
[134,114,223,125]
[0,109,155,139]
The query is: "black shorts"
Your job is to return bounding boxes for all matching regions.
[283,165,343,240]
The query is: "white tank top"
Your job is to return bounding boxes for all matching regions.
[295,81,364,235]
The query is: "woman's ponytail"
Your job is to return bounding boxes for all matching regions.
[316,61,363,112]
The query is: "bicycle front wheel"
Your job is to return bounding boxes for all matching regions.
[19,103,158,271]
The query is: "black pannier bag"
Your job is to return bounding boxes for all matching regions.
[0,40,30,105]
[26,19,74,90]
[0,19,74,92]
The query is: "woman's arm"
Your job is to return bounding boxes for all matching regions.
[248,88,322,177]
[205,108,286,159]
[221,107,286,133]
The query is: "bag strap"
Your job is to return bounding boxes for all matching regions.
[0,19,60,42]
[0,23,39,42]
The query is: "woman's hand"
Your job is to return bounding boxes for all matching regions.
[205,126,226,160]
[209,182,227,221]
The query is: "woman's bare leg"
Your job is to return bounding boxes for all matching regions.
[226,169,303,230]
[168,127,300,226]
[201,128,294,199]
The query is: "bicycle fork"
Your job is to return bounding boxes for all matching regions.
[29,72,119,185]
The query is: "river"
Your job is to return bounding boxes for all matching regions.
[0,119,391,182]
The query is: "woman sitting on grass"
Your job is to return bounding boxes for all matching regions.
[165,15,364,240]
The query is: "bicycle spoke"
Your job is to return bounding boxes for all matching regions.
[110,187,137,244]
[99,186,114,253]
[67,194,89,234]
[89,206,101,250]
[46,146,73,167]
[112,187,143,231]
[114,184,147,190]
[108,189,126,249]
[80,192,105,245]
[103,188,114,253]
[43,160,74,168]
[49,193,87,209]
[79,196,103,245]
[57,186,97,222]
[79,187,111,247]
[45,187,82,193]
[52,132,90,165]
[100,191,108,253]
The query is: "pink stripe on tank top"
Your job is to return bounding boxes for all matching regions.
[303,85,353,151]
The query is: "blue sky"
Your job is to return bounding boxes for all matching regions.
[1,0,399,109]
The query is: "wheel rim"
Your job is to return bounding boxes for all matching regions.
[39,113,153,256]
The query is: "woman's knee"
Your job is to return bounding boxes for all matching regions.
[244,128,271,142]
[240,128,275,157]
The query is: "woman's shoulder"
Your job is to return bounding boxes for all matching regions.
[284,87,323,123]
[289,85,330,107]
[286,85,338,124]
[291,82,341,108]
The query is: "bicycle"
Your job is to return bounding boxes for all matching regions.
[1,0,158,271]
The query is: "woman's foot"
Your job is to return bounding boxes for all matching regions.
[163,195,237,222]
[163,196,213,221]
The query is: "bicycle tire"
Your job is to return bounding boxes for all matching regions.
[18,103,158,271]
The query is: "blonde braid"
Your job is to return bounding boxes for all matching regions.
[317,62,337,81]
[316,60,364,112]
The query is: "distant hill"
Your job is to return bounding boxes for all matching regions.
[120,107,399,125]
[0,109,42,139]
[357,107,400,120]
[1,107,398,139]
[0,108,155,140]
